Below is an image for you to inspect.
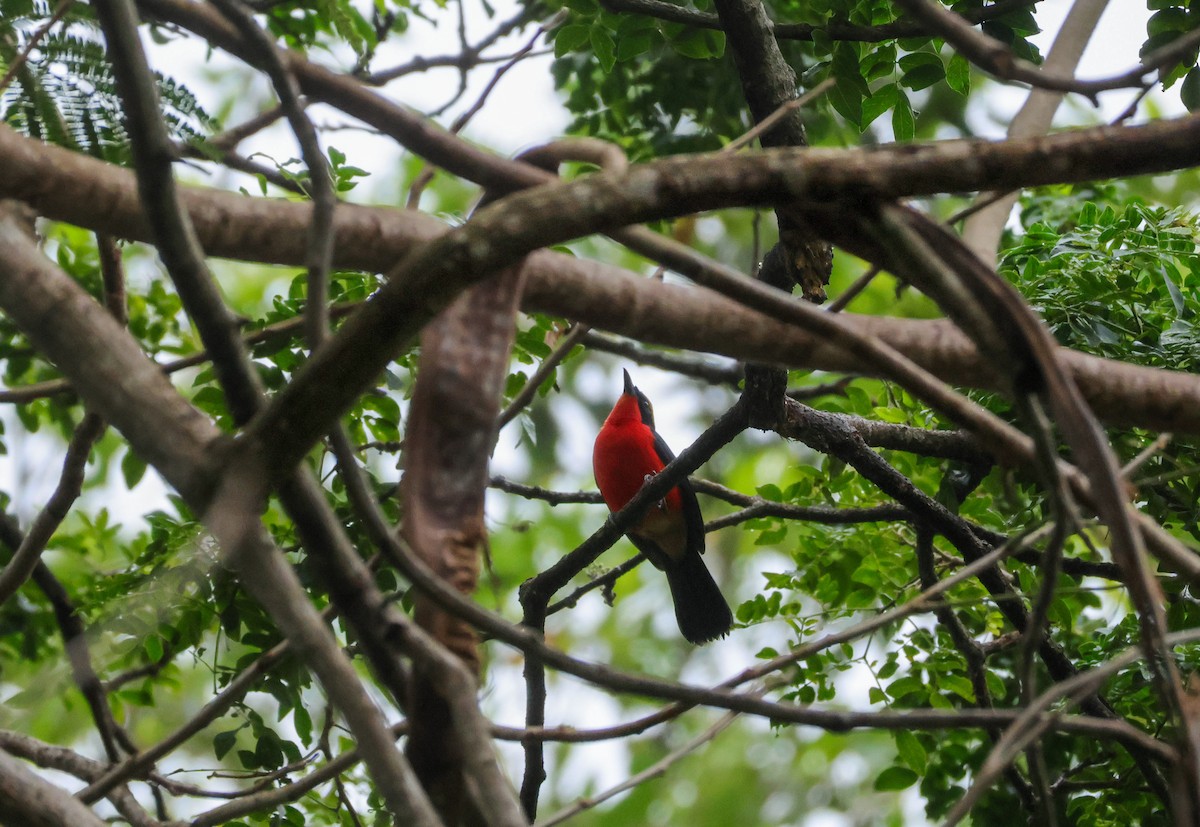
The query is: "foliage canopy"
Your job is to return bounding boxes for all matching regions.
[2,0,1200,825]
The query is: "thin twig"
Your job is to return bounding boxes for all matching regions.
[894,0,1200,101]
[825,265,880,313]
[444,11,565,133]
[206,0,335,350]
[1122,432,1174,480]
[536,708,743,827]
[497,322,590,428]
[722,78,837,154]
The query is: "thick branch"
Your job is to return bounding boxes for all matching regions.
[94,0,262,423]
[6,118,1200,435]
[0,209,440,826]
[0,203,222,505]
[712,0,830,428]
[204,462,443,827]
[237,112,1200,478]
[0,748,108,827]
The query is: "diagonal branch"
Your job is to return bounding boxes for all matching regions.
[870,201,1199,819]
[961,0,1110,265]
[237,111,1200,480]
[712,0,831,435]
[0,747,108,827]
[597,0,1039,44]
[0,207,441,826]
[94,0,263,424]
[205,0,336,350]
[893,0,1200,100]
[0,413,104,607]
[7,117,1200,433]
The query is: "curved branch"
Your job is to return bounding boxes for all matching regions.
[0,414,104,606]
[237,111,1200,478]
[0,748,108,827]
[894,0,1200,100]
[5,119,1200,438]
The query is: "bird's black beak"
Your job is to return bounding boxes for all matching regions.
[622,368,635,396]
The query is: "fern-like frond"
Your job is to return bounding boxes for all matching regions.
[1,14,217,161]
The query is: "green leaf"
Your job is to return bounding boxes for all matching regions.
[900,60,946,91]
[897,51,942,72]
[756,483,783,501]
[590,27,616,72]
[616,31,655,62]
[886,674,926,700]
[213,729,239,761]
[1164,268,1188,315]
[553,23,590,56]
[892,93,914,141]
[191,385,229,418]
[874,766,918,791]
[121,449,147,489]
[928,691,953,710]
[861,83,900,128]
[894,730,927,773]
[614,13,655,34]
[985,670,1008,701]
[1182,66,1200,111]
[827,81,863,129]
[861,43,897,82]
[293,704,313,746]
[143,634,162,662]
[1141,29,1184,60]
[832,43,869,97]
[946,53,971,96]
[1148,8,1189,37]
[669,28,725,59]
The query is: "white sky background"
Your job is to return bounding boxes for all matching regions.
[1,2,1187,824]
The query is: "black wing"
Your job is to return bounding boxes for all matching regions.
[651,430,705,558]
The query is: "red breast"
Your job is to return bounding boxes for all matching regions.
[593,391,682,516]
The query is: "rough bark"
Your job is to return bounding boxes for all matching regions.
[401,265,525,822]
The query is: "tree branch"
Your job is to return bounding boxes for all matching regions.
[961,0,1110,264]
[596,0,1040,44]
[893,0,1200,100]
[6,119,1200,435]
[236,111,1200,480]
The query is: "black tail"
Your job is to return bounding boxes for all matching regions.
[664,552,733,645]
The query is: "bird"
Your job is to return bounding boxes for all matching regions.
[592,369,733,644]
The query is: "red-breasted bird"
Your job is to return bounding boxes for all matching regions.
[593,370,733,644]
